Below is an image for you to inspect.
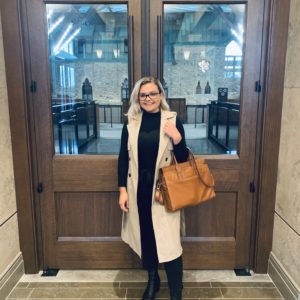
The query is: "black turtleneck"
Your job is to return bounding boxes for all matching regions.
[118,111,188,187]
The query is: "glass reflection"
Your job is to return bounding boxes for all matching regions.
[164,4,245,154]
[47,4,128,154]
[47,3,245,156]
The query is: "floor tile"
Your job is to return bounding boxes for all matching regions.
[182,287,222,298]
[27,282,119,288]
[183,282,211,288]
[8,287,33,298]
[126,287,170,299]
[211,282,275,288]
[19,270,271,283]
[7,270,283,300]
[29,287,126,299]
[220,287,283,299]
[119,281,168,288]
[15,282,29,288]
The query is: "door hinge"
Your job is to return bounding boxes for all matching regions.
[255,80,261,93]
[249,182,255,193]
[37,183,43,193]
[30,80,37,93]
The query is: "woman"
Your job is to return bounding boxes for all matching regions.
[118,77,188,300]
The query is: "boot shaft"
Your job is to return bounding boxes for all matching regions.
[143,269,160,300]
[164,256,183,300]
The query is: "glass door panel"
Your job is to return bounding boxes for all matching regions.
[47,4,129,155]
[163,4,245,154]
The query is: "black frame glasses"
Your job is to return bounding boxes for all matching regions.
[139,92,161,101]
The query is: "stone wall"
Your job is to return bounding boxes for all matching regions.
[0,14,21,279]
[51,44,241,105]
[51,60,128,104]
[272,0,300,289]
[165,45,241,102]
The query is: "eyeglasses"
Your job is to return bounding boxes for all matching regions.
[139,92,160,101]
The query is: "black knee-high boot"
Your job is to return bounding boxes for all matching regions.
[143,268,160,300]
[164,256,183,300]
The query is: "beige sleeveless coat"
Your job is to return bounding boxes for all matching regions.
[121,110,184,263]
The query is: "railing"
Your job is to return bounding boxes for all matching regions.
[186,104,208,127]
[52,101,97,154]
[97,104,124,127]
[208,101,240,151]
[96,102,209,128]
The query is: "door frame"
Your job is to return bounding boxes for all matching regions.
[0,0,290,273]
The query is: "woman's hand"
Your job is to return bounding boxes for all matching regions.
[163,121,182,145]
[119,187,129,212]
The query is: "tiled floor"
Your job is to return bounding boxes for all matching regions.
[6,270,284,299]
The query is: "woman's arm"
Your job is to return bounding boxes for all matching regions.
[118,123,130,212]
[173,117,189,163]
[118,123,129,187]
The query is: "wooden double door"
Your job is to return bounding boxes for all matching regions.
[21,0,265,269]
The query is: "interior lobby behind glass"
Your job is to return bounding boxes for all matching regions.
[47,4,244,155]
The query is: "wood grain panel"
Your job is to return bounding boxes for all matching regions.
[53,156,239,192]
[53,156,118,191]
[55,241,141,269]
[185,193,237,237]
[182,239,235,269]
[56,192,121,238]
[55,236,236,269]
[129,0,142,82]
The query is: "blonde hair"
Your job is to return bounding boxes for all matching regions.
[126,77,170,119]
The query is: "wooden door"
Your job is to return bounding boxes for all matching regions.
[150,0,264,269]
[22,0,265,269]
[22,0,142,269]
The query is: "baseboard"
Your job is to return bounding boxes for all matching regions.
[268,252,300,300]
[0,253,24,300]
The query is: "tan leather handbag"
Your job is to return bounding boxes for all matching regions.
[155,149,216,211]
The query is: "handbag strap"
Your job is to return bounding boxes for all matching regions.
[171,148,213,187]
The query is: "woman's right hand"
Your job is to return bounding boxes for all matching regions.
[119,187,129,212]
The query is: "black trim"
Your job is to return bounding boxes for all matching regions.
[234,268,251,276]
[0,212,18,227]
[275,212,300,238]
[41,268,59,277]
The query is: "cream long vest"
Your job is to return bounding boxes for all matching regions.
[121,110,184,263]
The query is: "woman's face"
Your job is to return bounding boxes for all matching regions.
[138,82,162,113]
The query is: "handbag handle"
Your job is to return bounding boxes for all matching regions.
[171,148,197,173]
[171,148,212,187]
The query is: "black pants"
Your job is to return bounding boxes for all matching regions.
[137,184,158,269]
[137,183,183,295]
[165,256,183,295]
